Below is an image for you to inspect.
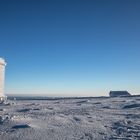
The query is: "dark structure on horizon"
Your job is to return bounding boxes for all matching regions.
[109,91,131,97]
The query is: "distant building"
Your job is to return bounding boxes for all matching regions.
[109,91,131,97]
[0,58,7,103]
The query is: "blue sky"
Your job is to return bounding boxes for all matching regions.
[0,0,140,96]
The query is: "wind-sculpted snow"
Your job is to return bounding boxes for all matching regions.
[0,97,140,140]
[122,103,140,109]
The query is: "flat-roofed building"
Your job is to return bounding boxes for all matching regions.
[109,91,131,97]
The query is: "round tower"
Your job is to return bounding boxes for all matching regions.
[0,58,7,102]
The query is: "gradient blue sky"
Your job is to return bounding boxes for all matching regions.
[0,0,140,96]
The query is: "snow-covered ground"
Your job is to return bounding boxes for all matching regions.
[0,96,140,140]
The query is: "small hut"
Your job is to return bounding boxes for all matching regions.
[109,91,131,97]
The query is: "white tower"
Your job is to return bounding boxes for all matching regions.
[0,58,7,102]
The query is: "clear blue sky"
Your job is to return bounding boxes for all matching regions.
[0,0,140,96]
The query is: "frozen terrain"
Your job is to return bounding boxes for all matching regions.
[0,96,140,140]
